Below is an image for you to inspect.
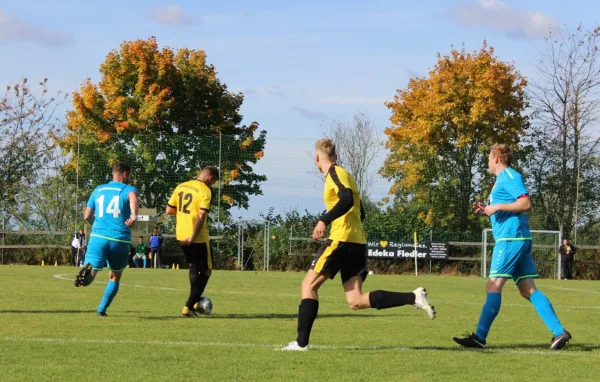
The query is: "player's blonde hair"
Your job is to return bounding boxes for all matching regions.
[315,138,337,162]
[490,144,512,166]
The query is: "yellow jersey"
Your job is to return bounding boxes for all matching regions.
[323,165,366,244]
[167,179,212,243]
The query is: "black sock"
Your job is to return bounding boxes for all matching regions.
[186,266,199,309]
[369,290,415,310]
[296,299,319,347]
[195,274,210,300]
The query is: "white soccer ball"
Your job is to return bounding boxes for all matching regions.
[196,296,213,315]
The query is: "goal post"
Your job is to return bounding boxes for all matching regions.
[482,229,562,280]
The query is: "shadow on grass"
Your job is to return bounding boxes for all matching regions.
[488,343,599,352]
[141,312,400,321]
[0,309,144,314]
[313,343,599,352]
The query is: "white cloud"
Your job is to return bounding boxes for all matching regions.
[319,96,387,105]
[243,88,258,98]
[150,5,198,26]
[0,10,73,47]
[450,0,556,39]
[268,86,286,98]
[293,107,327,120]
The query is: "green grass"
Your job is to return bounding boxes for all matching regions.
[1,265,599,381]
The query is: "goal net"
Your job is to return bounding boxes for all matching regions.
[482,229,561,280]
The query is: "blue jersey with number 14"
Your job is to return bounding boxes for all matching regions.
[87,181,138,242]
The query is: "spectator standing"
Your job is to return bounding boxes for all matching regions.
[149,227,163,268]
[71,228,86,266]
[559,239,577,280]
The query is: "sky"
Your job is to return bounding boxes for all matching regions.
[1,0,598,219]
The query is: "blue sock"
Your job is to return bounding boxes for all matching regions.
[97,280,120,314]
[530,290,564,336]
[475,292,502,341]
[143,257,147,268]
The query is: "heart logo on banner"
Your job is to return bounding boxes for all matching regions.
[380,241,388,248]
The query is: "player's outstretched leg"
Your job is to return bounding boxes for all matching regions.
[340,275,436,319]
[368,287,436,319]
[74,263,93,287]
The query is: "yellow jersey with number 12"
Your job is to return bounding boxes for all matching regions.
[167,179,211,243]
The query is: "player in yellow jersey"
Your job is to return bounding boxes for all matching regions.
[166,166,219,317]
[282,139,436,351]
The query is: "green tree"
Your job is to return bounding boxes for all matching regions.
[61,37,266,214]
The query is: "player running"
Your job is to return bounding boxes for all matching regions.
[282,139,435,351]
[74,162,139,317]
[166,166,219,317]
[453,144,571,350]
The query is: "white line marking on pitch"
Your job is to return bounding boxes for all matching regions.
[459,276,600,295]
[537,284,600,295]
[53,273,308,299]
[2,337,597,357]
[52,274,600,310]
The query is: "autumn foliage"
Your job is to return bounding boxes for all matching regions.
[383,42,529,231]
[61,37,266,212]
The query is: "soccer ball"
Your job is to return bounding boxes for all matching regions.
[195,296,213,315]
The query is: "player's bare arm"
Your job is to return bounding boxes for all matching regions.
[312,221,326,240]
[472,202,486,215]
[165,204,177,216]
[313,188,354,240]
[125,191,139,227]
[484,196,531,216]
[84,207,95,225]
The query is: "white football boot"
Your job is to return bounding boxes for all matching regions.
[280,341,310,351]
[413,287,436,319]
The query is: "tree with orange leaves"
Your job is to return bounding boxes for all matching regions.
[61,37,266,215]
[382,42,528,232]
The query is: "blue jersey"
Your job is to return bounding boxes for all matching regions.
[149,234,162,248]
[489,168,531,241]
[87,181,138,242]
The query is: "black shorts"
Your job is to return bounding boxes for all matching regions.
[181,242,213,271]
[310,240,367,283]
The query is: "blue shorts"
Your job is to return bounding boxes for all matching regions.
[489,240,538,284]
[86,236,130,272]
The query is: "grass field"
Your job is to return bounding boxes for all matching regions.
[1,265,600,381]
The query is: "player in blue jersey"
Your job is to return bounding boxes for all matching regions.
[74,162,139,317]
[453,144,571,350]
